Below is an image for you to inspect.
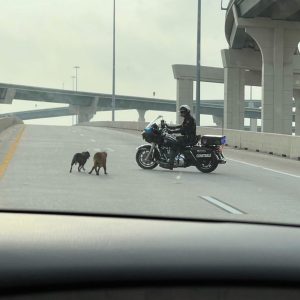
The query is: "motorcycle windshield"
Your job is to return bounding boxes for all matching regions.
[145,115,164,129]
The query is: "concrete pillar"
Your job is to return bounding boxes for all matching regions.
[0,88,16,104]
[294,89,300,136]
[176,79,193,123]
[250,118,258,132]
[70,96,99,124]
[137,109,146,122]
[212,115,223,128]
[246,26,298,134]
[249,101,257,132]
[78,107,92,123]
[223,65,245,130]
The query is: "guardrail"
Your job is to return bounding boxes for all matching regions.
[80,121,300,160]
[0,116,23,134]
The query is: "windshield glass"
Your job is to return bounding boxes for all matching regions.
[146,116,164,129]
[0,0,300,226]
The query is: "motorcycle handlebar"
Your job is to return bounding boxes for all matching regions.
[161,127,168,136]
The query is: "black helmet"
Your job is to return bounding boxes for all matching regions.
[179,105,191,117]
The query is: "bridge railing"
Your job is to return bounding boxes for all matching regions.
[80,121,300,160]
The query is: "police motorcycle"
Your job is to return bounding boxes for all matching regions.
[136,116,226,173]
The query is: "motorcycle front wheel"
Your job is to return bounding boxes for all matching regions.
[136,148,158,170]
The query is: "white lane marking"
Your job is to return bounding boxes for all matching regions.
[201,196,244,215]
[90,139,96,143]
[80,134,84,136]
[227,158,300,179]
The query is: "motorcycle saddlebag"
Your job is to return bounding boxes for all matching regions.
[201,135,226,146]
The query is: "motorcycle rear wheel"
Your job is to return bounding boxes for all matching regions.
[196,155,218,173]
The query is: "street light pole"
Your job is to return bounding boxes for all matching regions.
[195,0,201,126]
[71,76,76,125]
[112,0,116,122]
[74,66,80,92]
[73,66,80,124]
[71,76,76,91]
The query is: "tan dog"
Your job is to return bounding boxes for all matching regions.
[89,152,108,175]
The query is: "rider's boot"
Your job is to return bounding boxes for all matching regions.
[167,149,176,170]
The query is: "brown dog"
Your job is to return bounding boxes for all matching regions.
[89,152,107,175]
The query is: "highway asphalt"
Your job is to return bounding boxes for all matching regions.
[0,124,300,225]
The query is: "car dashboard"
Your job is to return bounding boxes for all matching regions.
[1,211,300,299]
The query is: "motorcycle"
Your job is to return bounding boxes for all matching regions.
[136,116,226,173]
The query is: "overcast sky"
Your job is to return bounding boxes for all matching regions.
[0,0,244,125]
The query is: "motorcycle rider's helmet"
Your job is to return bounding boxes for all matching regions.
[179,105,191,117]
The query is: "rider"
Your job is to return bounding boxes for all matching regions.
[166,105,197,170]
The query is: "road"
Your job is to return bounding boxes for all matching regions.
[0,124,300,225]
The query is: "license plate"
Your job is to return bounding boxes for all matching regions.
[196,154,211,158]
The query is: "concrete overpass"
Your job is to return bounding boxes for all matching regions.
[0,100,262,120]
[223,0,300,135]
[0,80,262,124]
[0,82,177,123]
[0,80,240,123]
[173,1,300,135]
[1,80,298,132]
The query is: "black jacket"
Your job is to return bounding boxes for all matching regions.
[168,114,196,142]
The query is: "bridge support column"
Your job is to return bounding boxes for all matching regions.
[0,88,16,104]
[176,79,193,123]
[294,90,300,136]
[224,67,245,130]
[246,26,298,134]
[222,50,245,130]
[213,115,223,128]
[250,119,258,132]
[248,101,257,132]
[70,96,99,124]
[137,109,146,122]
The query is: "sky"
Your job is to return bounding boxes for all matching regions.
[0,0,259,125]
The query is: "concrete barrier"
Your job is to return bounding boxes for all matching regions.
[196,126,300,160]
[81,121,300,160]
[0,116,23,134]
[79,121,148,131]
[291,138,300,160]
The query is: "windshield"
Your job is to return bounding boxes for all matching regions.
[146,116,164,129]
[0,0,300,227]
